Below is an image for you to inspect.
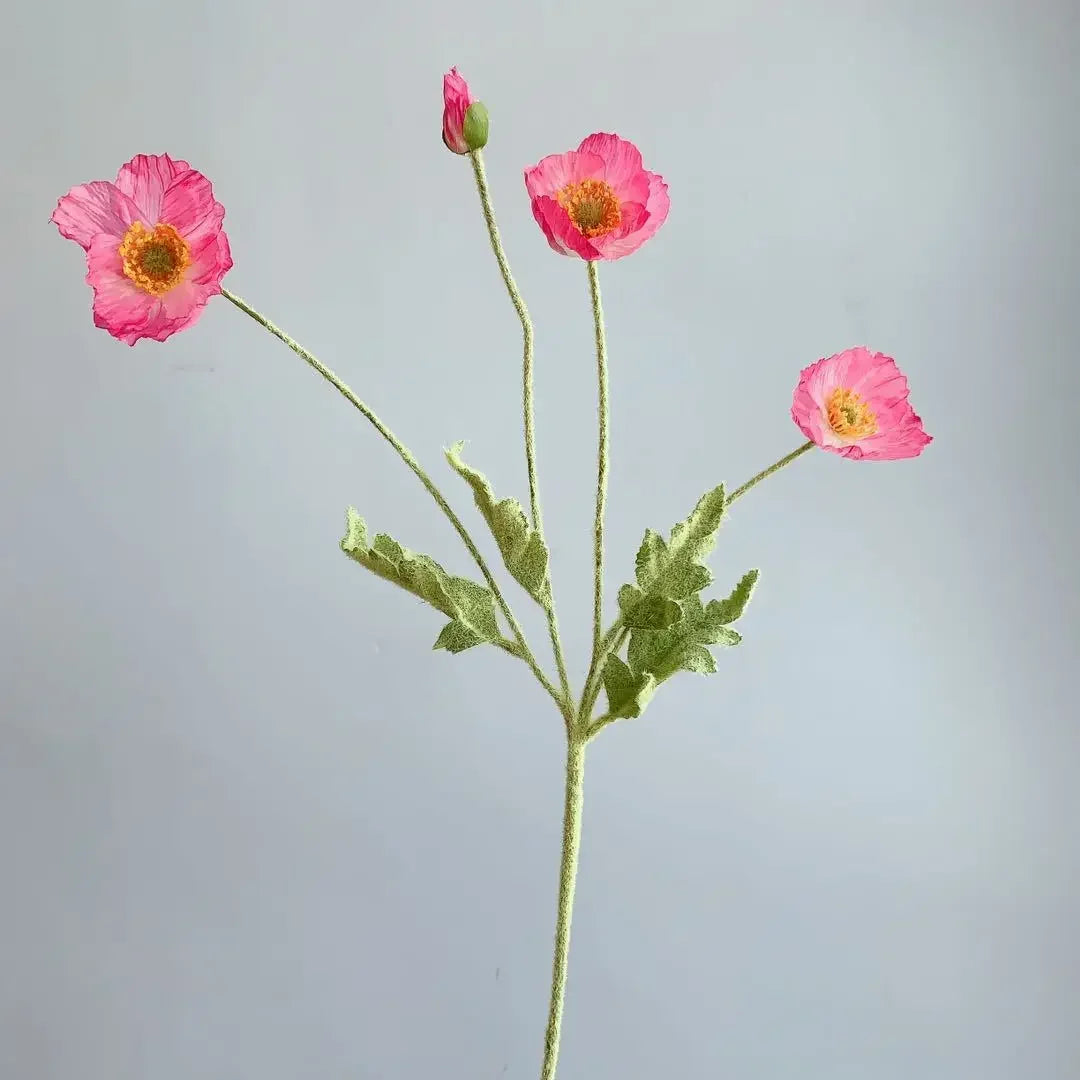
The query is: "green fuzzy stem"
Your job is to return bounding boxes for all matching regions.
[540,736,587,1080]
[587,262,610,669]
[468,151,573,711]
[728,441,815,502]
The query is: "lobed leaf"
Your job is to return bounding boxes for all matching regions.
[602,654,657,720]
[616,485,726,630]
[445,442,551,606]
[627,594,743,685]
[617,584,682,630]
[340,507,499,654]
[710,568,760,624]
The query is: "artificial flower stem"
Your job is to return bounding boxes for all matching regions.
[220,287,565,716]
[468,150,573,709]
[728,441,815,503]
[551,443,823,1077]
[468,151,541,528]
[587,262,610,667]
[540,734,587,1080]
[578,622,626,725]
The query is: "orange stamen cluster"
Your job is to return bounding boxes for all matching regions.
[119,221,190,295]
[556,178,621,237]
[826,386,878,439]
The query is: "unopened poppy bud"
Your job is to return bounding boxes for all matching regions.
[442,68,488,154]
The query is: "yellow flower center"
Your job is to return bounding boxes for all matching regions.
[826,386,878,439]
[556,178,622,237]
[119,221,190,295]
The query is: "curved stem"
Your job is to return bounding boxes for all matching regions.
[220,287,565,714]
[468,151,573,709]
[540,735,587,1080]
[587,262,610,667]
[468,152,541,531]
[728,441,815,503]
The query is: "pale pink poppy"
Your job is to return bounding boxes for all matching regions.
[51,154,232,346]
[524,133,669,260]
[442,68,487,154]
[792,347,932,460]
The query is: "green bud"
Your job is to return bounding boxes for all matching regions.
[462,102,489,152]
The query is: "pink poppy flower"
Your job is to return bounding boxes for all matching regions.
[51,154,232,346]
[524,133,669,261]
[792,347,932,461]
[442,68,488,154]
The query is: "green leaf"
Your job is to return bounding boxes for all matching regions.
[634,529,667,588]
[445,442,551,606]
[711,568,760,624]
[617,583,682,630]
[665,483,727,570]
[627,594,742,685]
[340,507,499,653]
[433,620,483,654]
[679,644,717,674]
[602,654,657,720]
[624,484,727,610]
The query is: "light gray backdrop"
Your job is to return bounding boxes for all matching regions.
[2,1,1078,1077]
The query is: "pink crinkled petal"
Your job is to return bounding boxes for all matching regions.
[85,234,155,344]
[189,229,233,286]
[592,172,670,260]
[791,378,835,447]
[115,154,192,225]
[51,181,142,250]
[591,202,649,260]
[577,133,649,203]
[531,195,598,259]
[161,170,225,251]
[138,281,214,343]
[848,408,933,460]
[525,151,606,201]
[442,68,472,154]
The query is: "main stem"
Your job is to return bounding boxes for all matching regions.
[540,735,586,1080]
[537,437,817,1077]
[587,262,609,666]
[468,151,572,708]
[219,287,564,714]
[538,263,608,1078]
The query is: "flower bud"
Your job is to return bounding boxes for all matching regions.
[442,68,488,154]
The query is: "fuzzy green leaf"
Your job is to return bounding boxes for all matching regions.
[340,507,499,653]
[624,484,727,613]
[602,654,657,720]
[634,529,667,588]
[665,484,727,570]
[617,583,683,630]
[627,595,742,685]
[711,568,760,624]
[445,442,551,606]
[679,644,717,674]
[433,620,483,654]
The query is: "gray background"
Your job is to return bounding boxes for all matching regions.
[2,1,1078,1077]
